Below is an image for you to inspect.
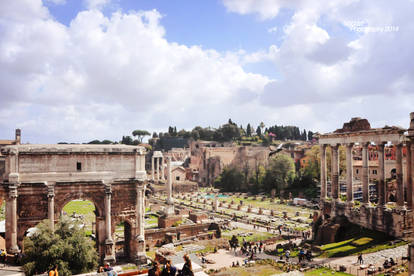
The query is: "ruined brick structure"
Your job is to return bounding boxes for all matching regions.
[0,144,148,264]
[189,141,270,186]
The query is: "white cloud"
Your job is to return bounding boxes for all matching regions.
[84,0,111,10]
[0,1,271,143]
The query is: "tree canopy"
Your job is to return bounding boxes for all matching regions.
[23,219,98,276]
[132,129,151,142]
[263,154,295,194]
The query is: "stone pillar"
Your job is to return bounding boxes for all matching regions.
[161,157,165,180]
[166,157,173,205]
[396,143,404,208]
[406,142,412,209]
[135,183,146,264]
[378,143,386,206]
[331,145,339,200]
[8,185,19,253]
[151,157,154,181]
[213,195,218,212]
[156,157,160,182]
[320,144,327,200]
[47,184,55,231]
[104,183,115,262]
[362,142,369,204]
[411,143,414,210]
[346,143,353,203]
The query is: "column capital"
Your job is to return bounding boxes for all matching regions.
[104,183,112,195]
[47,185,55,198]
[362,142,370,148]
[8,185,18,199]
[331,144,340,150]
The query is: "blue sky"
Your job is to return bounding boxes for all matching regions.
[44,0,292,79]
[0,0,413,143]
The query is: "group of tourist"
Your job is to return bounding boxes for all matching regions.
[97,263,117,276]
[297,248,313,262]
[148,254,194,276]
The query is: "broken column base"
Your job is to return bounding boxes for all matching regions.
[135,253,147,266]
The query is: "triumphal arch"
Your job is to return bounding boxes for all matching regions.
[0,144,148,264]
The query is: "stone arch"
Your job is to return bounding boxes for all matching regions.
[111,216,135,262]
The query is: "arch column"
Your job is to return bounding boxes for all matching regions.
[104,183,115,263]
[395,143,405,208]
[7,184,19,254]
[362,142,370,204]
[346,143,354,203]
[377,143,386,206]
[47,184,55,231]
[320,144,327,200]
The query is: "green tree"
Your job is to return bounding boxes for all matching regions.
[256,126,262,137]
[214,167,244,192]
[246,123,252,137]
[132,129,150,143]
[23,219,98,276]
[263,154,295,193]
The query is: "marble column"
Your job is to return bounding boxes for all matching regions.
[331,145,339,200]
[47,184,55,231]
[346,143,353,202]
[320,144,327,200]
[161,157,165,180]
[362,142,369,204]
[166,157,173,205]
[151,157,154,181]
[396,143,404,208]
[104,183,114,262]
[9,185,19,253]
[135,183,146,264]
[377,143,386,206]
[156,157,160,182]
[406,142,412,209]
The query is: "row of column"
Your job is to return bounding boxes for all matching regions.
[151,156,165,181]
[320,142,411,208]
[7,181,147,263]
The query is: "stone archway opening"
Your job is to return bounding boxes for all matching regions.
[114,221,132,262]
[62,199,98,247]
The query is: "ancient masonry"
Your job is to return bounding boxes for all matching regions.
[317,112,414,275]
[0,144,147,264]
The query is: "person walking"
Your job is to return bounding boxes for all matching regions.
[357,253,363,264]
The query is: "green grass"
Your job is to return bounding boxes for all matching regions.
[319,228,408,258]
[63,200,96,236]
[222,229,278,244]
[305,268,353,276]
[63,200,95,215]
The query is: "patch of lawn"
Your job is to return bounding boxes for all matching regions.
[63,200,95,215]
[305,267,353,276]
[319,227,407,258]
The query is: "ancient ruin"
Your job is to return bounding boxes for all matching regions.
[316,112,414,273]
[0,144,148,264]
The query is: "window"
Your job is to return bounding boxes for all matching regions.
[372,170,377,175]
[77,162,82,171]
[176,176,180,181]
[356,169,359,174]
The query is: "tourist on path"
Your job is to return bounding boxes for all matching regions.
[149,262,161,276]
[162,259,176,276]
[48,265,58,276]
[358,253,363,264]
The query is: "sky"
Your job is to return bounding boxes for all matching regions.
[0,0,413,143]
